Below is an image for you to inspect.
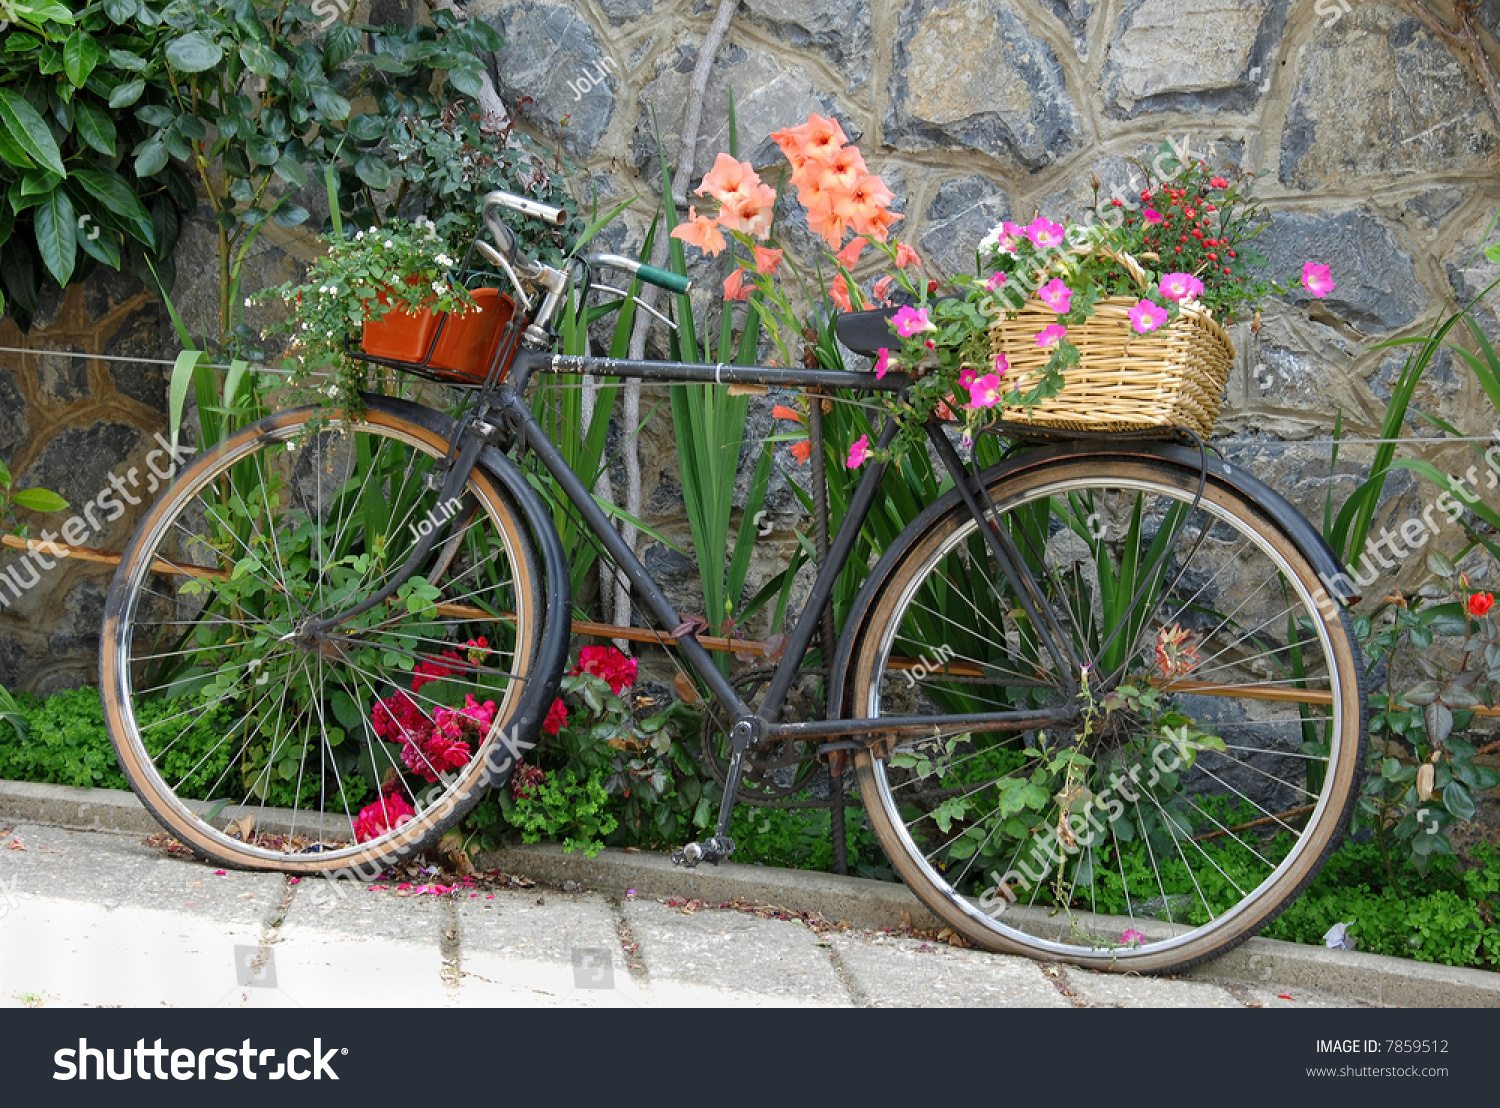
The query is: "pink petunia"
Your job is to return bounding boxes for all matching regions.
[991,221,1024,253]
[1302,261,1334,298]
[1035,324,1068,347]
[1157,272,1204,302]
[959,367,978,389]
[967,373,1004,409]
[992,352,1008,377]
[1143,208,1164,225]
[984,271,1007,291]
[1128,299,1169,333]
[874,347,892,379]
[1037,277,1073,313]
[847,434,871,469]
[891,305,935,337]
[1120,928,1146,948]
[1025,217,1065,249]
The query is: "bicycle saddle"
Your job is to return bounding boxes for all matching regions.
[835,308,899,356]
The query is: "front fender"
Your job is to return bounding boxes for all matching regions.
[827,438,1356,721]
[363,394,571,771]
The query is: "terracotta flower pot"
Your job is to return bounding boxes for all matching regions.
[427,288,517,381]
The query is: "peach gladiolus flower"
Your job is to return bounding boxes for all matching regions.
[872,275,894,303]
[804,192,850,250]
[797,113,849,162]
[718,182,778,238]
[697,153,762,205]
[723,268,749,301]
[836,174,897,238]
[772,404,803,423]
[753,245,784,275]
[835,237,867,268]
[828,273,854,312]
[817,144,868,192]
[895,242,920,269]
[670,206,726,256]
[789,439,813,465]
[860,204,904,243]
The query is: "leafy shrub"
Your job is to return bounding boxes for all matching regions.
[505,767,617,858]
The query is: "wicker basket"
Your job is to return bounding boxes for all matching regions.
[987,249,1235,438]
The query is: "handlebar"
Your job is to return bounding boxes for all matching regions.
[481,189,567,227]
[590,253,693,295]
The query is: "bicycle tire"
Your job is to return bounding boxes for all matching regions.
[849,453,1365,973]
[101,404,548,874]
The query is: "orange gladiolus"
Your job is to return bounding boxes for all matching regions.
[771,404,803,423]
[828,273,853,312]
[789,439,813,465]
[723,268,749,301]
[718,182,777,238]
[753,245,784,276]
[670,206,726,256]
[835,236,867,268]
[697,153,763,205]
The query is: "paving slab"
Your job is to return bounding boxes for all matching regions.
[455,889,644,1007]
[827,930,1071,1008]
[623,900,852,1007]
[1065,970,1244,1008]
[0,822,286,922]
[256,880,451,1007]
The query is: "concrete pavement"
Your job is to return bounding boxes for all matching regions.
[0,820,1382,1009]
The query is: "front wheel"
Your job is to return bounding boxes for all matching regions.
[850,455,1365,973]
[101,404,545,873]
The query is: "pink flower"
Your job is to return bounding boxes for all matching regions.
[1128,299,1169,333]
[990,221,1024,253]
[958,367,978,389]
[984,271,1007,291]
[891,305,935,337]
[847,434,870,469]
[1302,261,1334,298]
[574,645,637,694]
[828,272,854,312]
[723,268,749,302]
[1037,277,1073,313]
[1157,272,1204,302]
[834,236,867,268]
[1035,324,1068,347]
[967,373,1004,409]
[992,352,1008,377]
[1025,217,1065,249]
[1120,928,1146,948]
[1209,176,1229,189]
[872,275,895,303]
[874,347,892,379]
[1143,208,1164,225]
[894,242,921,269]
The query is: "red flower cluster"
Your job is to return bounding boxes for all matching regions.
[1469,592,1495,617]
[543,697,568,737]
[572,645,638,695]
[353,793,415,843]
[370,638,495,784]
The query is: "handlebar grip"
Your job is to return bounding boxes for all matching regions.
[481,189,567,227]
[636,265,692,294]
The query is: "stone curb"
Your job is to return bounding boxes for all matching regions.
[6,779,1499,1007]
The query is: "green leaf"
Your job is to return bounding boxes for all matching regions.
[103,0,139,22]
[271,155,306,188]
[311,86,351,122]
[166,31,223,73]
[33,190,77,286]
[1425,701,1454,745]
[1426,550,1456,578]
[73,100,116,156]
[0,89,66,177]
[346,113,384,142]
[11,487,68,512]
[73,166,155,247]
[108,79,146,109]
[446,63,484,98]
[1443,779,1476,820]
[1486,243,1500,266]
[167,349,205,457]
[354,154,391,190]
[63,29,102,88]
[133,137,168,178]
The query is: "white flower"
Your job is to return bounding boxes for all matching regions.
[435,254,454,268]
[384,240,394,248]
[355,230,364,240]
[244,298,253,307]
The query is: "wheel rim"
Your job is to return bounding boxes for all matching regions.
[105,412,536,867]
[857,469,1359,965]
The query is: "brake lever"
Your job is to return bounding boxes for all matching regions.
[589,284,678,331]
[474,239,534,312]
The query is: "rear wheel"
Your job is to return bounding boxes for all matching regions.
[102,405,542,873]
[850,455,1365,972]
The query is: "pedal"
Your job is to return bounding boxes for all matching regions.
[670,836,735,868]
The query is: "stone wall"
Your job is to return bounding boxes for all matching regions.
[2,0,1498,679]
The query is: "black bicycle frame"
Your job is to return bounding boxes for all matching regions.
[494,346,1080,745]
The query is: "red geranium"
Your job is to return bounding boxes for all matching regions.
[353,794,415,842]
[543,697,568,736]
[573,645,638,695]
[1469,592,1495,617]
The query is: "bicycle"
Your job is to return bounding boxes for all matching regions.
[101,190,1366,973]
